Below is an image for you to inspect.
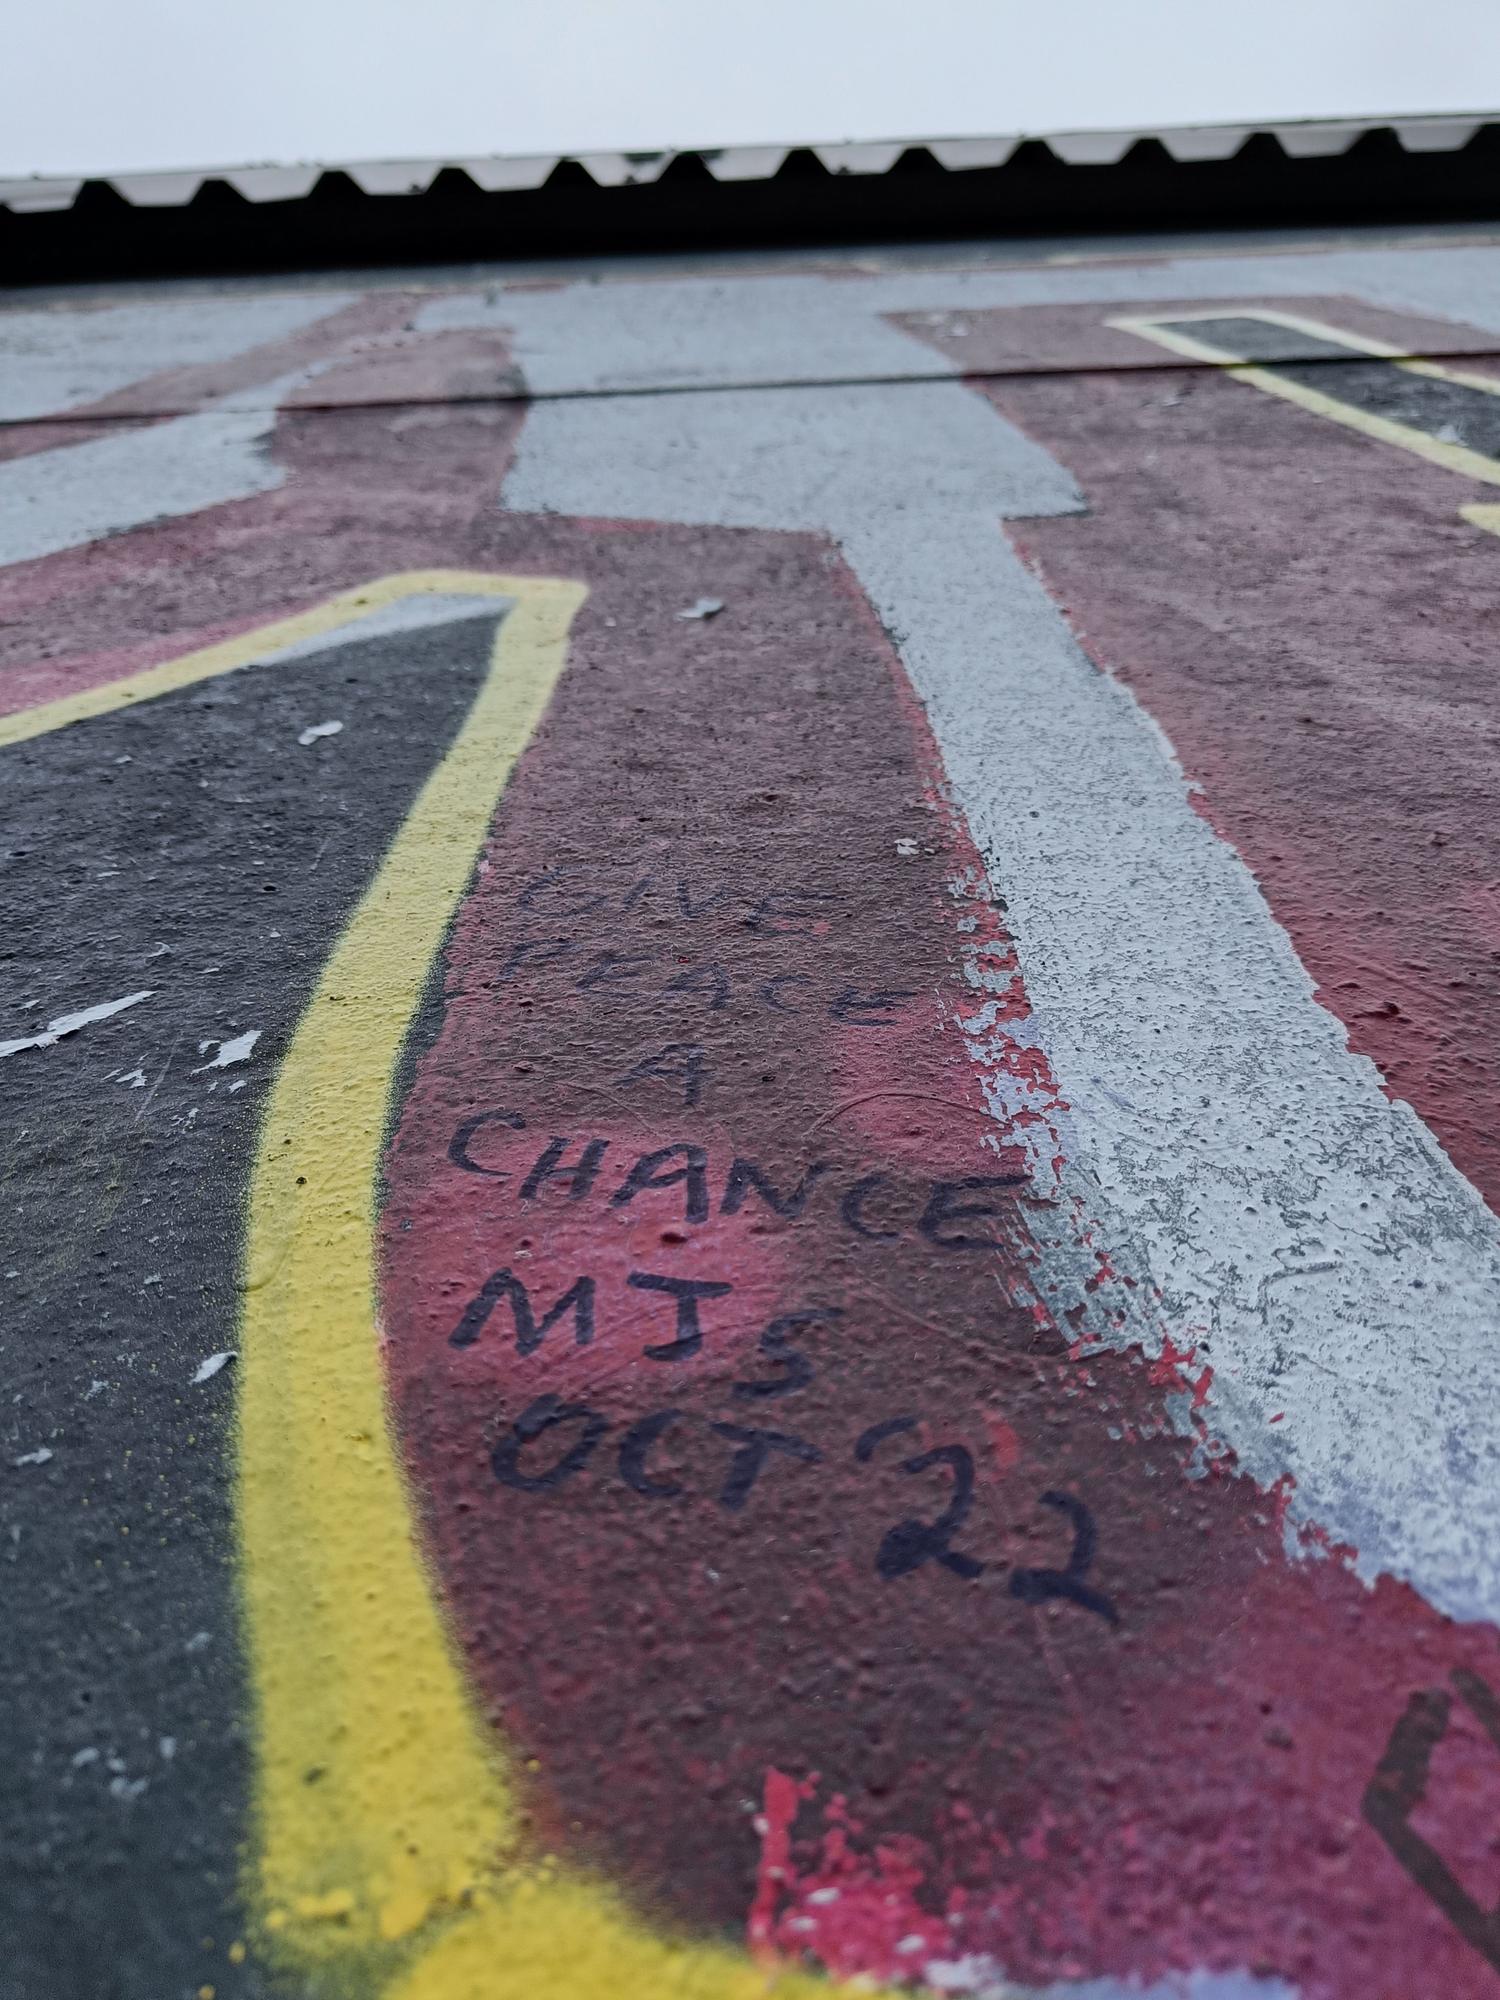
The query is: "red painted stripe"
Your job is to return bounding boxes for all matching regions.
[377,515,1500,1997]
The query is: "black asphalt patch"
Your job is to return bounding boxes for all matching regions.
[0,612,501,2000]
[1158,314,1500,459]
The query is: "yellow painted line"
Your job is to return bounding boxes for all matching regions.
[1109,308,1500,490]
[205,573,869,1998]
[0,569,519,750]
[1111,304,1415,362]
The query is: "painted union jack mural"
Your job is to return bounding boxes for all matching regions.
[5,236,1500,2000]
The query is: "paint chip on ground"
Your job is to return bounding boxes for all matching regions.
[0,990,152,1061]
[191,1029,260,1074]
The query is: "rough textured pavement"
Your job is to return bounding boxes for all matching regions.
[5,231,1500,2000]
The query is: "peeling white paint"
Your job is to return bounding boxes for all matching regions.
[192,1029,260,1074]
[0,990,151,1061]
[297,719,344,746]
[12,1447,52,1467]
[191,1351,235,1385]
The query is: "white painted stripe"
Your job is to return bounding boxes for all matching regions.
[0,294,354,424]
[0,348,399,572]
[503,327,1500,1625]
[423,243,1500,398]
[0,402,287,569]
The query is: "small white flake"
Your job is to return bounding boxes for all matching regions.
[227,1080,246,1093]
[895,838,919,857]
[13,1447,52,1467]
[71,1746,100,1768]
[84,1379,106,1400]
[923,1956,1007,1994]
[158,1736,177,1761]
[184,1630,212,1653]
[109,1775,148,1802]
[676,597,725,621]
[192,1351,235,1385]
[297,720,344,747]
[192,1029,260,1074]
[115,1066,148,1089]
[0,990,152,1062]
[808,1887,841,1906]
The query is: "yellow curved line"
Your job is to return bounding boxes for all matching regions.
[0,568,520,750]
[217,573,867,1997]
[1108,308,1500,490]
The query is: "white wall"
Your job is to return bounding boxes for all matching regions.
[4,0,1499,179]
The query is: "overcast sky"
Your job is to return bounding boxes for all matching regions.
[5,0,1500,179]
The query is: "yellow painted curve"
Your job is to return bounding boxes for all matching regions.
[10,570,910,1995]
[84,572,883,1999]
[235,574,574,1982]
[0,569,530,750]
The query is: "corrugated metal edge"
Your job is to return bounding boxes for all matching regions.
[1,113,1493,215]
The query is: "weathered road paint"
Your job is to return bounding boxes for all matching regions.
[1113,305,1500,491]
[503,361,1500,1628]
[4,233,1500,2000]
